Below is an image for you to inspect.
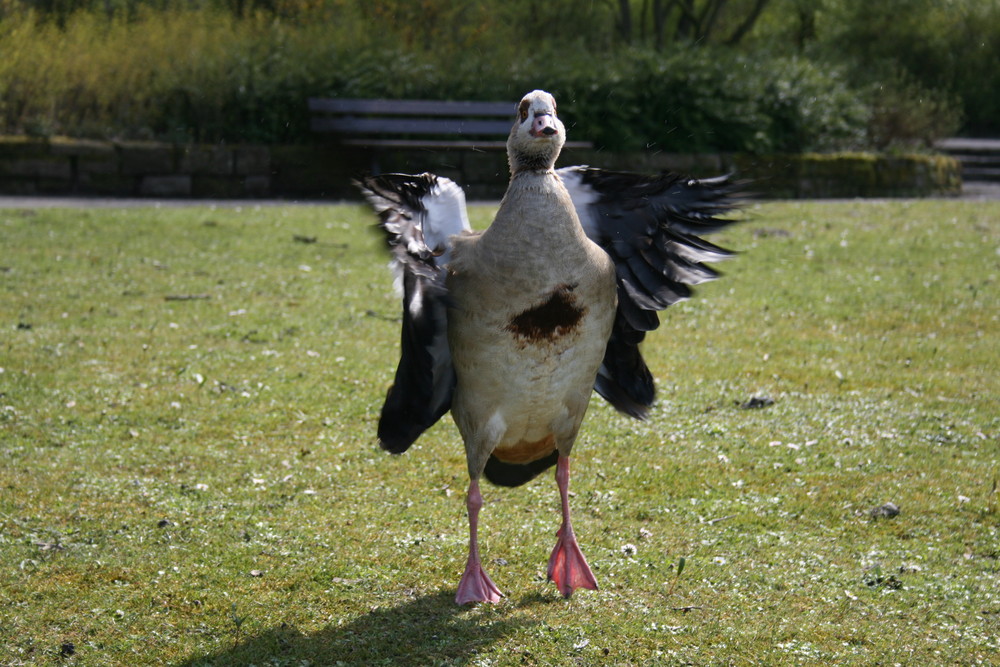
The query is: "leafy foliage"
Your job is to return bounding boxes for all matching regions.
[867,70,963,150]
[0,0,990,147]
[818,0,1000,136]
[0,6,869,152]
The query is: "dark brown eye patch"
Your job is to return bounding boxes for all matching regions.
[518,99,530,122]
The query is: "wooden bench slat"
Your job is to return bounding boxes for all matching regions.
[340,138,511,150]
[337,138,593,150]
[307,97,594,160]
[311,117,514,136]
[308,97,513,117]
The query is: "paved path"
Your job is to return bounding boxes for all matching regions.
[0,196,337,209]
[935,137,1000,187]
[3,181,1000,209]
[962,181,1000,199]
[935,138,1000,152]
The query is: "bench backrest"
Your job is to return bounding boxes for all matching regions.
[308,98,515,137]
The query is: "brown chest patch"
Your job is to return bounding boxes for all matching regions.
[506,284,586,342]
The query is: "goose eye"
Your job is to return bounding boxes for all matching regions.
[518,100,530,122]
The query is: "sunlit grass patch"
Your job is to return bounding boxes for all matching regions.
[1,199,998,665]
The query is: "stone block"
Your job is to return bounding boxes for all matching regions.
[271,145,342,196]
[729,154,799,199]
[180,145,233,175]
[118,141,176,175]
[234,146,271,175]
[0,136,48,159]
[0,156,72,180]
[192,175,245,198]
[244,175,271,197]
[0,178,38,195]
[78,172,137,196]
[140,175,191,197]
[49,137,115,158]
[77,154,119,176]
[35,178,79,194]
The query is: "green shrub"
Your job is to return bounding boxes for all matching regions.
[822,0,999,137]
[867,71,963,150]
[0,6,873,152]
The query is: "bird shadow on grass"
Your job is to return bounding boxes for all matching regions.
[176,590,544,666]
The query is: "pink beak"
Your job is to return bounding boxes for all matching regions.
[529,113,558,138]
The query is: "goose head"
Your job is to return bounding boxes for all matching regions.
[507,90,566,175]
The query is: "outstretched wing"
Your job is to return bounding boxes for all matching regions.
[355,173,471,452]
[559,166,742,418]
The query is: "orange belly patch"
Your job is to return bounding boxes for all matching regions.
[493,433,557,464]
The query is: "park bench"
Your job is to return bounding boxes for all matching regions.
[308,97,592,172]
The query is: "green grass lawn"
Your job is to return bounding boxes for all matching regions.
[1,198,998,666]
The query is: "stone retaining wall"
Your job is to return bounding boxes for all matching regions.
[0,136,962,200]
[0,137,273,198]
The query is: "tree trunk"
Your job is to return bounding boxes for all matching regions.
[699,0,728,42]
[617,0,633,43]
[726,0,770,45]
[675,0,697,41]
[795,4,817,51]
[652,0,670,50]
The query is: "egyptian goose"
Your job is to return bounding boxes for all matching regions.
[357,90,740,604]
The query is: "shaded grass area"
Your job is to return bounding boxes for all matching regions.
[1,199,998,665]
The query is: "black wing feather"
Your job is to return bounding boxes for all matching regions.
[560,166,743,418]
[355,173,468,453]
[595,319,655,419]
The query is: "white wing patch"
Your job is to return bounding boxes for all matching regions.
[558,167,601,240]
[423,177,471,268]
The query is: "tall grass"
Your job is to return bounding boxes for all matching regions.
[0,8,345,141]
[0,5,433,141]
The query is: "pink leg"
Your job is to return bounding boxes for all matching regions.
[455,479,503,605]
[547,456,598,598]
